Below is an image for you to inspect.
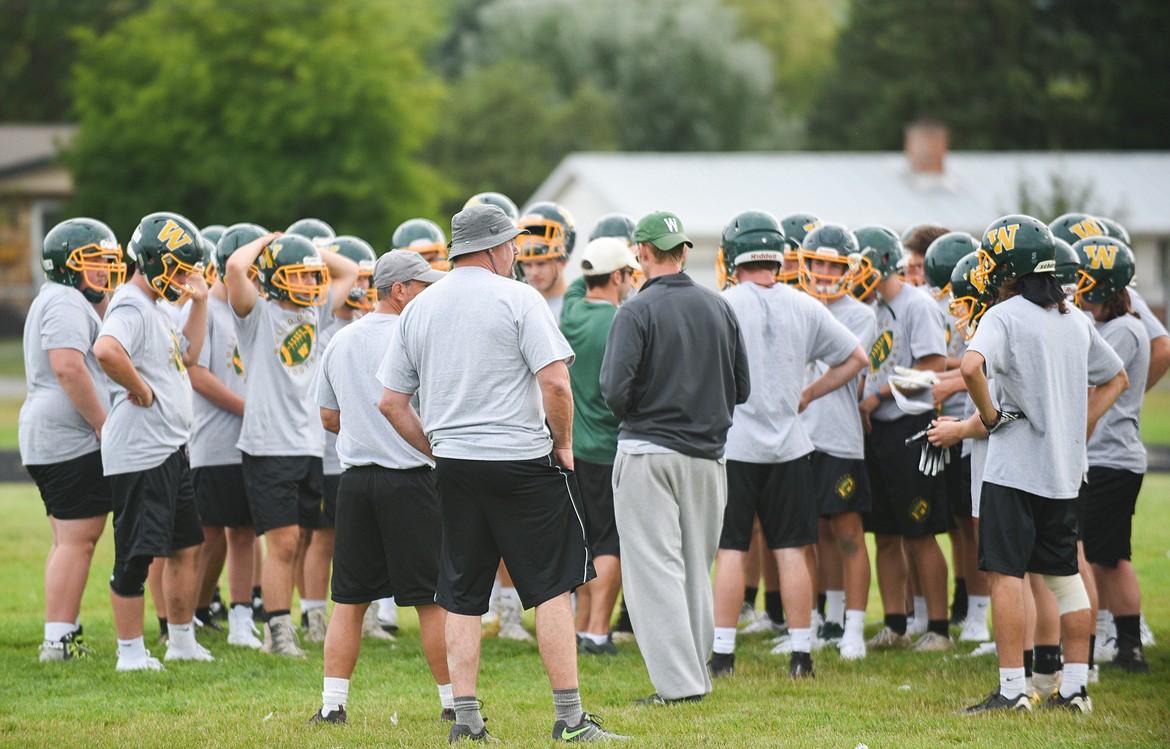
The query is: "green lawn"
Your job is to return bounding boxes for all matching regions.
[0,479,1168,747]
[1141,387,1170,445]
[0,337,24,379]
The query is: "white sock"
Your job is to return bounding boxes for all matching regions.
[585,632,608,645]
[843,610,865,642]
[825,591,846,627]
[789,627,812,654]
[45,622,76,641]
[999,667,1025,699]
[169,620,196,648]
[438,683,454,710]
[117,636,147,660]
[1061,663,1088,697]
[302,599,327,612]
[322,676,349,713]
[968,595,990,624]
[1096,610,1112,641]
[576,630,589,641]
[500,587,521,606]
[487,579,502,613]
[713,626,737,655]
[913,596,927,622]
[378,597,397,623]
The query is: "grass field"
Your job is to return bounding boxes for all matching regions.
[1,480,1168,747]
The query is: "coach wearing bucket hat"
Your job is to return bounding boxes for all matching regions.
[600,210,750,704]
[380,203,625,742]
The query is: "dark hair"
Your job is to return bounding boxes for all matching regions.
[583,272,612,290]
[905,225,950,256]
[1096,287,1138,323]
[735,260,781,274]
[376,285,394,301]
[999,273,1068,313]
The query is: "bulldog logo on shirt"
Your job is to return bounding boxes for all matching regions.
[279,323,315,367]
[869,330,893,372]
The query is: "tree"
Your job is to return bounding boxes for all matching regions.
[64,0,449,243]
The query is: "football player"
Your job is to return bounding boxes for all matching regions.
[515,202,577,319]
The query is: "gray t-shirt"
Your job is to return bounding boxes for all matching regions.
[379,267,575,461]
[318,316,351,476]
[968,295,1123,499]
[865,283,947,422]
[800,295,875,461]
[233,295,330,457]
[99,283,194,475]
[723,282,858,463]
[190,296,246,468]
[19,283,111,465]
[313,312,433,471]
[1086,314,1148,473]
[1128,288,1169,343]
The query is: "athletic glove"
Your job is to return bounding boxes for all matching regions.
[979,410,1025,435]
[905,428,950,477]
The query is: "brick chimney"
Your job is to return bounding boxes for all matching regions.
[904,119,948,175]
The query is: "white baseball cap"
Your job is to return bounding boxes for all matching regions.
[580,237,641,277]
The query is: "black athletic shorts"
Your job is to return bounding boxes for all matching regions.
[331,465,441,606]
[314,473,340,529]
[945,451,973,521]
[575,458,620,558]
[240,453,323,535]
[1080,466,1144,568]
[978,482,1078,578]
[863,413,950,538]
[110,448,204,564]
[192,463,252,528]
[27,449,111,520]
[721,457,816,550]
[433,454,595,615]
[811,451,873,516]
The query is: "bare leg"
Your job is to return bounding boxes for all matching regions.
[225,526,256,604]
[907,535,949,622]
[261,525,307,612]
[304,527,334,601]
[446,612,482,696]
[45,516,106,623]
[874,534,907,617]
[713,549,746,629]
[147,557,167,622]
[417,603,450,684]
[534,592,578,690]
[990,572,1025,669]
[774,547,813,631]
[586,556,622,637]
[324,602,366,678]
[196,526,226,609]
[830,513,870,611]
[164,544,201,625]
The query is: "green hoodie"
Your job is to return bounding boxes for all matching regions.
[559,277,620,464]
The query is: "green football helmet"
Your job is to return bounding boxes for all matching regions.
[589,214,637,245]
[463,192,519,222]
[1047,213,1105,245]
[285,218,336,244]
[127,212,204,305]
[199,235,217,285]
[850,225,903,299]
[1072,236,1135,306]
[1098,216,1131,245]
[948,251,996,340]
[974,214,1055,295]
[779,213,823,284]
[516,201,576,266]
[41,217,126,301]
[718,210,785,290]
[1053,238,1079,299]
[215,222,268,282]
[321,235,376,311]
[798,223,858,300]
[924,231,978,299]
[200,224,226,248]
[256,233,330,307]
[392,218,448,270]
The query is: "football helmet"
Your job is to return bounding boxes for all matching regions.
[41,218,126,301]
[1072,236,1135,306]
[1098,216,1131,245]
[973,214,1055,294]
[1053,238,1080,300]
[199,235,218,285]
[923,231,978,299]
[127,212,204,305]
[900,223,927,245]
[779,213,823,285]
[256,233,330,307]
[321,235,376,311]
[516,201,576,265]
[285,218,336,244]
[1048,213,1105,245]
[589,214,637,245]
[850,225,903,299]
[798,223,858,300]
[392,218,448,271]
[463,192,519,222]
[201,224,226,248]
[948,251,995,340]
[215,223,267,281]
[718,210,786,289]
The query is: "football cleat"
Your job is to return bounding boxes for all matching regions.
[552,713,629,742]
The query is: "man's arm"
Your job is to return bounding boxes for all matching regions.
[536,359,574,470]
[180,274,209,367]
[47,348,107,437]
[599,311,643,419]
[320,407,340,435]
[189,365,245,416]
[960,350,995,426]
[321,248,359,318]
[225,232,279,318]
[1147,335,1170,392]
[1087,370,1129,439]
[94,336,153,408]
[379,388,433,460]
[800,347,865,412]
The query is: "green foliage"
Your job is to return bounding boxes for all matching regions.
[1009,172,1124,225]
[63,0,450,244]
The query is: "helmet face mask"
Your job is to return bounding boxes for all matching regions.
[1071,237,1135,307]
[128,213,204,306]
[848,253,881,300]
[798,223,858,300]
[974,215,1056,293]
[779,214,822,286]
[948,252,994,340]
[42,218,127,297]
[319,235,376,312]
[258,235,331,307]
[851,226,904,296]
[515,202,576,283]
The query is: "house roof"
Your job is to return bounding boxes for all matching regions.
[529,151,1170,237]
[0,125,77,178]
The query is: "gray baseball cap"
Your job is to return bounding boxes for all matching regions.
[447,204,528,260]
[373,250,446,289]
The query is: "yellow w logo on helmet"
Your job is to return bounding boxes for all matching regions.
[156,219,193,251]
[1084,243,1118,270]
[985,224,1018,254]
[1069,218,1104,240]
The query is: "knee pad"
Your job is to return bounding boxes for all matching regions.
[1042,573,1090,615]
[109,556,151,597]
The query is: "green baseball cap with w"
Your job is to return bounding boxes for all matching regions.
[634,210,693,251]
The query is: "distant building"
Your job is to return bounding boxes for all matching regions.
[528,123,1170,318]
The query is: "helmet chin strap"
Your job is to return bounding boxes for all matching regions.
[81,286,106,303]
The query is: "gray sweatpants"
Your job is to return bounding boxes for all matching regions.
[612,450,727,700]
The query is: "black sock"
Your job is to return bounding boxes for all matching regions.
[211,586,223,605]
[817,593,827,618]
[927,619,949,636]
[251,585,262,600]
[1034,644,1062,675]
[231,601,251,608]
[266,608,291,622]
[743,586,758,607]
[1115,615,1141,649]
[195,607,213,622]
[1023,649,1034,678]
[885,614,907,636]
[157,617,168,635]
[764,591,785,624]
[615,599,632,632]
[951,578,968,619]
[1088,634,1096,669]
